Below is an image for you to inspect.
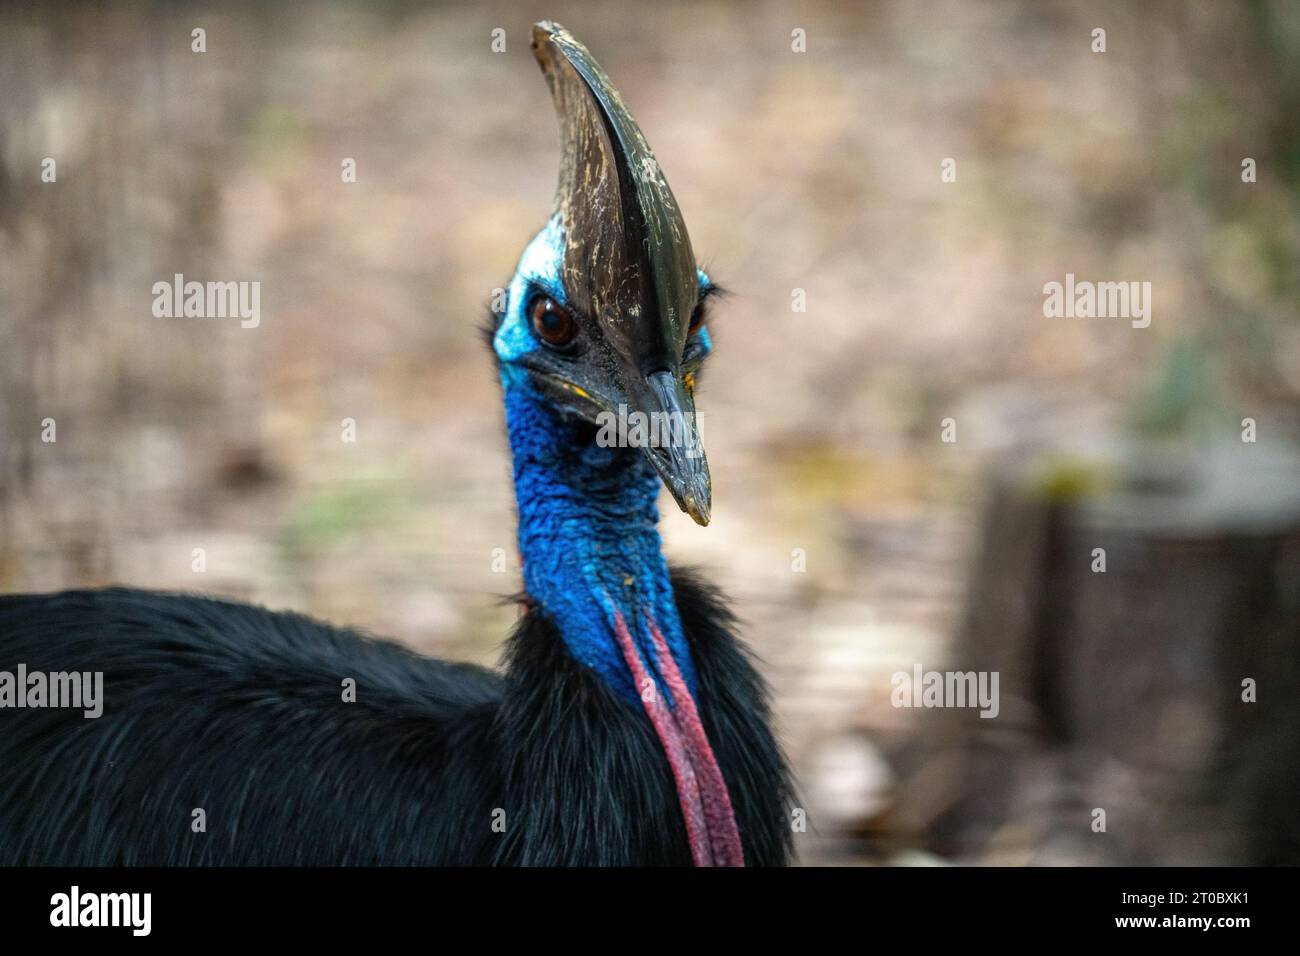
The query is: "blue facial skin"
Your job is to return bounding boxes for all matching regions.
[494,216,713,706]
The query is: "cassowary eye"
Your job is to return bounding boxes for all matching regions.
[688,300,707,333]
[529,295,577,347]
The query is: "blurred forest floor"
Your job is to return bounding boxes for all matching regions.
[1,1,1298,863]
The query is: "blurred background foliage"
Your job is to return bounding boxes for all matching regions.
[1,0,1297,863]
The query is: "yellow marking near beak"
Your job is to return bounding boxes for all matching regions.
[683,372,695,394]
[562,382,591,399]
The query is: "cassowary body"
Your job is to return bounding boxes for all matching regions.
[0,572,788,865]
[0,22,793,866]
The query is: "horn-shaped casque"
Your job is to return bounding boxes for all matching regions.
[531,20,699,376]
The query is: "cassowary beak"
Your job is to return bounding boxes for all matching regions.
[642,370,711,526]
[532,21,711,526]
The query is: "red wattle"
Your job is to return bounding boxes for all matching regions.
[606,604,745,867]
[646,617,746,867]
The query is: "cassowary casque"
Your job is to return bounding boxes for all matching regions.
[0,20,793,867]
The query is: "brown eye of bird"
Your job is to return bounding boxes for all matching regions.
[529,296,576,347]
[688,301,706,333]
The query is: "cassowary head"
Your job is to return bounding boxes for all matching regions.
[493,21,716,525]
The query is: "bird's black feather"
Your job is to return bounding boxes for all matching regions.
[0,571,792,865]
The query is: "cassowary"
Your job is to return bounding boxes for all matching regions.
[0,21,792,866]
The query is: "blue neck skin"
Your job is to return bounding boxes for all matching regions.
[503,377,698,705]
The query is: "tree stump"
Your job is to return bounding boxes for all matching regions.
[922,441,1300,864]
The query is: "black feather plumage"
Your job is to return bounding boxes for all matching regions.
[0,570,792,865]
